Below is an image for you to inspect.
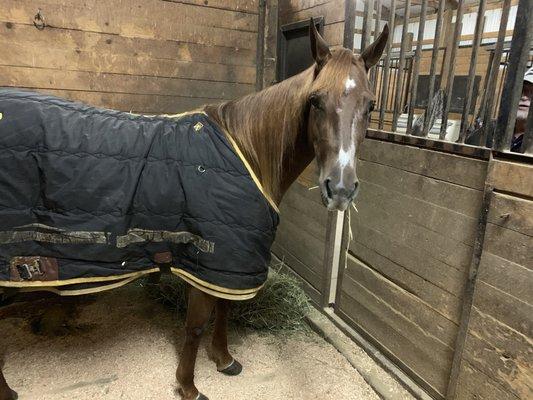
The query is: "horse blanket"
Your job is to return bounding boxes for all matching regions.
[0,89,279,300]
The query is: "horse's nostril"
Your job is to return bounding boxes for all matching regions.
[350,181,360,198]
[325,179,333,199]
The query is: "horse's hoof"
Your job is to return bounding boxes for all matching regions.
[218,358,242,376]
[177,387,208,400]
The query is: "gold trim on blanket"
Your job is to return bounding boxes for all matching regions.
[171,267,263,301]
[222,133,280,214]
[0,268,160,287]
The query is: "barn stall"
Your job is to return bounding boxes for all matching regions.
[273,1,532,400]
[0,0,531,400]
[0,1,408,400]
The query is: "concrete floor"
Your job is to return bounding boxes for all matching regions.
[0,284,382,400]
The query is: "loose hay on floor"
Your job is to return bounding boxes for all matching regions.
[143,267,311,332]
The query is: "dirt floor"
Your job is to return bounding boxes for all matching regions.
[0,284,383,400]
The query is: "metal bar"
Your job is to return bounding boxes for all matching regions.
[378,0,397,130]
[476,49,495,123]
[370,0,383,86]
[459,0,487,143]
[494,0,533,152]
[392,0,412,132]
[495,50,510,117]
[361,0,375,52]
[440,0,465,140]
[366,129,491,159]
[343,0,357,51]
[524,101,533,154]
[423,0,446,137]
[374,0,382,42]
[255,0,266,91]
[480,0,512,146]
[445,179,493,400]
[406,0,428,135]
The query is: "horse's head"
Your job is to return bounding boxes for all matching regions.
[307,21,388,211]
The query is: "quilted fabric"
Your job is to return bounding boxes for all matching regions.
[0,89,278,299]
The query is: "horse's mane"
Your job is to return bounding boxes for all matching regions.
[205,48,355,204]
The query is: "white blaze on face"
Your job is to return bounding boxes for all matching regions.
[338,142,355,168]
[344,77,356,94]
[336,142,355,190]
[335,76,359,190]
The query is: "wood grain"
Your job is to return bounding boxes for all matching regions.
[339,256,454,396]
[487,159,533,198]
[359,139,488,190]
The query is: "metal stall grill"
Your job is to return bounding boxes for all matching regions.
[359,0,533,155]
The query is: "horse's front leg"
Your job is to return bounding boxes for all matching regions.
[208,299,242,375]
[177,286,216,400]
[0,366,17,400]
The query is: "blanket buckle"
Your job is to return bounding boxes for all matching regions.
[10,256,59,282]
[15,260,43,280]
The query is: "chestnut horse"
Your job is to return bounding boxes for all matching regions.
[0,21,388,400]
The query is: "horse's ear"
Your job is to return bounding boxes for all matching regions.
[309,18,331,69]
[360,24,389,70]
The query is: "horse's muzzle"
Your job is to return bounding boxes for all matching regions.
[321,178,359,211]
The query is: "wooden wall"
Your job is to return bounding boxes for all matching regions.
[273,0,347,304]
[454,158,533,400]
[0,0,259,114]
[279,0,346,48]
[336,138,489,398]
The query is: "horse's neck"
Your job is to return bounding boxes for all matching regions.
[205,68,316,205]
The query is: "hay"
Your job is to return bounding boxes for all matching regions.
[142,263,311,332]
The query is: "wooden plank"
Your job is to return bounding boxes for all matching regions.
[349,239,462,325]
[0,23,256,67]
[473,281,532,338]
[3,0,258,32]
[350,191,475,272]
[323,22,344,47]
[0,41,256,85]
[286,179,325,208]
[279,189,328,227]
[279,0,336,17]
[31,89,217,114]
[478,252,533,305]
[463,330,532,398]
[487,159,533,198]
[279,201,327,242]
[271,242,323,293]
[163,0,259,14]
[357,158,484,219]
[0,0,257,49]
[455,360,521,400]
[483,224,533,270]
[359,139,488,190]
[339,268,453,395]
[0,66,254,99]
[488,192,533,237]
[275,217,325,274]
[280,0,345,25]
[358,178,479,245]
[349,222,466,296]
[465,306,532,399]
[344,254,459,345]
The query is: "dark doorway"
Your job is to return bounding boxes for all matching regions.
[277,17,324,82]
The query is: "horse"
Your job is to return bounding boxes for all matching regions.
[0,20,388,400]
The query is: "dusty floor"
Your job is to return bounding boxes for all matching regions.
[0,285,381,400]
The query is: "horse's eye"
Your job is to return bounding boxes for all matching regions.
[309,94,322,109]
